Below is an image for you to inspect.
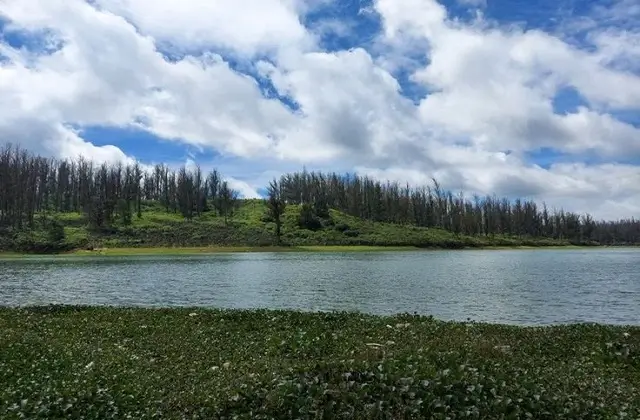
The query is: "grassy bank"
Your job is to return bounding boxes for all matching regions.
[1,200,588,254]
[0,307,638,418]
[66,245,418,256]
[0,245,603,258]
[63,244,601,256]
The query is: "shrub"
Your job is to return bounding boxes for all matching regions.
[298,203,323,231]
[334,223,350,232]
[47,218,66,243]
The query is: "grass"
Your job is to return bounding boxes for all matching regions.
[65,245,419,256]
[0,245,613,258]
[0,306,638,418]
[0,199,595,254]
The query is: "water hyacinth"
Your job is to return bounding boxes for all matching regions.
[0,305,638,419]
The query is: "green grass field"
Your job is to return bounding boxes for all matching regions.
[1,199,579,254]
[0,306,638,418]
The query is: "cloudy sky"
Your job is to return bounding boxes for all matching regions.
[1,0,639,219]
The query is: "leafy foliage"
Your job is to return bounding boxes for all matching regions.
[298,203,323,231]
[0,201,608,253]
[0,307,638,418]
[46,218,65,243]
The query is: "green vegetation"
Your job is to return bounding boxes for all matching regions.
[0,199,581,254]
[63,245,418,256]
[0,306,638,418]
[2,145,639,253]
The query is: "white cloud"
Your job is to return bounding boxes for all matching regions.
[91,0,313,58]
[373,0,640,156]
[225,177,261,199]
[0,0,298,159]
[0,0,640,219]
[181,157,261,198]
[260,47,424,162]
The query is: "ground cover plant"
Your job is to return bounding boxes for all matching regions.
[0,306,638,418]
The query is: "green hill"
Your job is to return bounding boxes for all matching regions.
[1,199,574,254]
[2,147,637,254]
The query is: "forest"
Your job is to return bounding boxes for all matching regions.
[1,144,639,251]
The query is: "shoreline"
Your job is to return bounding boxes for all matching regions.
[1,243,637,257]
[4,304,638,327]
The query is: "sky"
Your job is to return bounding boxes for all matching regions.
[1,0,639,220]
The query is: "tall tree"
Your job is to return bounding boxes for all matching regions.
[266,179,286,244]
[218,181,238,225]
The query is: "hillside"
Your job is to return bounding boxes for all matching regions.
[2,147,639,253]
[0,199,576,253]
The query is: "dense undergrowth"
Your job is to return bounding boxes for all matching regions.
[0,199,581,253]
[0,306,638,418]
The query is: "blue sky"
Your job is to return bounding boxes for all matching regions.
[119,0,636,168]
[0,0,639,218]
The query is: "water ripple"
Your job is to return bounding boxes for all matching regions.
[0,249,638,325]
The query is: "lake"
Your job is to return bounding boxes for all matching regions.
[0,249,638,325]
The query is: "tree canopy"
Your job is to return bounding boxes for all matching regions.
[1,144,639,246]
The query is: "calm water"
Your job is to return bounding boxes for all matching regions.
[0,249,638,325]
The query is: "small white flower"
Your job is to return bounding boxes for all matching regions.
[85,361,95,370]
[623,332,630,338]
[189,312,198,317]
[223,362,231,369]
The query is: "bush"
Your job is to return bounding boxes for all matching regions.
[298,203,323,231]
[334,223,350,232]
[47,219,66,243]
[313,200,330,219]
[322,217,335,227]
[344,229,360,237]
[13,230,72,253]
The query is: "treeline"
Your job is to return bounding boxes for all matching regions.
[276,171,640,245]
[0,145,239,231]
[1,145,639,246]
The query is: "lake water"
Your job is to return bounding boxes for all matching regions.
[0,249,638,325]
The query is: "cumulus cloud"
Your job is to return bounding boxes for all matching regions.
[92,0,313,57]
[0,0,639,217]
